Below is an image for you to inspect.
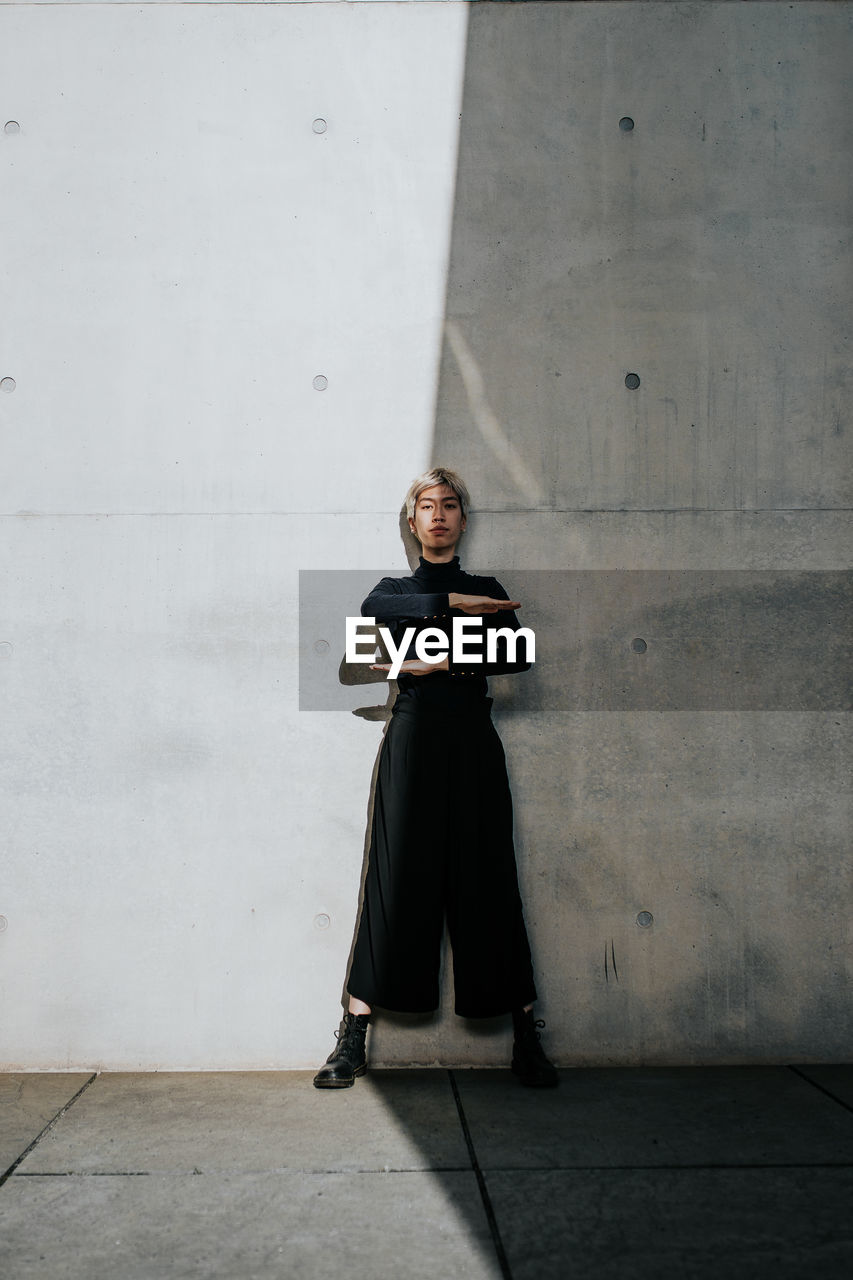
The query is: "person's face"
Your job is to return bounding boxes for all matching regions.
[408,483,466,557]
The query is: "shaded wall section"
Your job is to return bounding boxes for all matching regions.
[438,0,851,515]
[366,0,853,1068]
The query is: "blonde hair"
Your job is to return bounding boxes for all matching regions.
[404,467,471,521]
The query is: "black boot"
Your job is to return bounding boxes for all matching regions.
[511,1008,559,1088]
[313,1012,370,1089]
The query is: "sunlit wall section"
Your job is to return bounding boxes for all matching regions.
[0,1,468,1068]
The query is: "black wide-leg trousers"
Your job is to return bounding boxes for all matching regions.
[347,701,538,1018]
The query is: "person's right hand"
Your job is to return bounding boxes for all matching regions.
[448,594,521,614]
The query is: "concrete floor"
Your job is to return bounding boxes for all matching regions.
[1,1065,851,1279]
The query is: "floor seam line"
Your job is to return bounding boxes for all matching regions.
[787,1065,853,1116]
[11,1166,478,1178]
[0,1073,99,1190]
[12,1161,853,1179]
[473,1162,853,1173]
[448,1069,513,1280]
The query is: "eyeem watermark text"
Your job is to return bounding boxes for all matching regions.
[346,616,536,679]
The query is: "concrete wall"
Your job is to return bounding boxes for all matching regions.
[0,0,469,1070]
[1,1,850,1069]
[416,0,852,1069]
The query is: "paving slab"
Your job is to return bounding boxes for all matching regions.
[453,1066,853,1168]
[485,1167,853,1280]
[794,1064,853,1110]
[0,1169,500,1280]
[0,1075,94,1174]
[17,1070,468,1175]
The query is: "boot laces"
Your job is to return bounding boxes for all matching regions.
[332,1020,366,1063]
[515,1018,551,1064]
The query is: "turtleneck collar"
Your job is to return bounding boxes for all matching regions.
[415,555,460,577]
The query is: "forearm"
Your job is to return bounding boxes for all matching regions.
[449,655,532,677]
[448,610,532,676]
[361,583,450,622]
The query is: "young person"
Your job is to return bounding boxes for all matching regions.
[314,467,557,1088]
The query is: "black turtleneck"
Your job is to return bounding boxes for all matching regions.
[361,556,531,708]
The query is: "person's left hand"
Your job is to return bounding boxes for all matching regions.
[370,657,448,678]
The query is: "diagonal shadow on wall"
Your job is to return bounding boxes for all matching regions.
[327,2,853,1274]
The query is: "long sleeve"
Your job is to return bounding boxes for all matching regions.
[361,577,451,621]
[360,559,531,706]
[447,578,532,678]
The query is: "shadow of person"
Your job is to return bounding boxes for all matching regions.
[337,505,426,721]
